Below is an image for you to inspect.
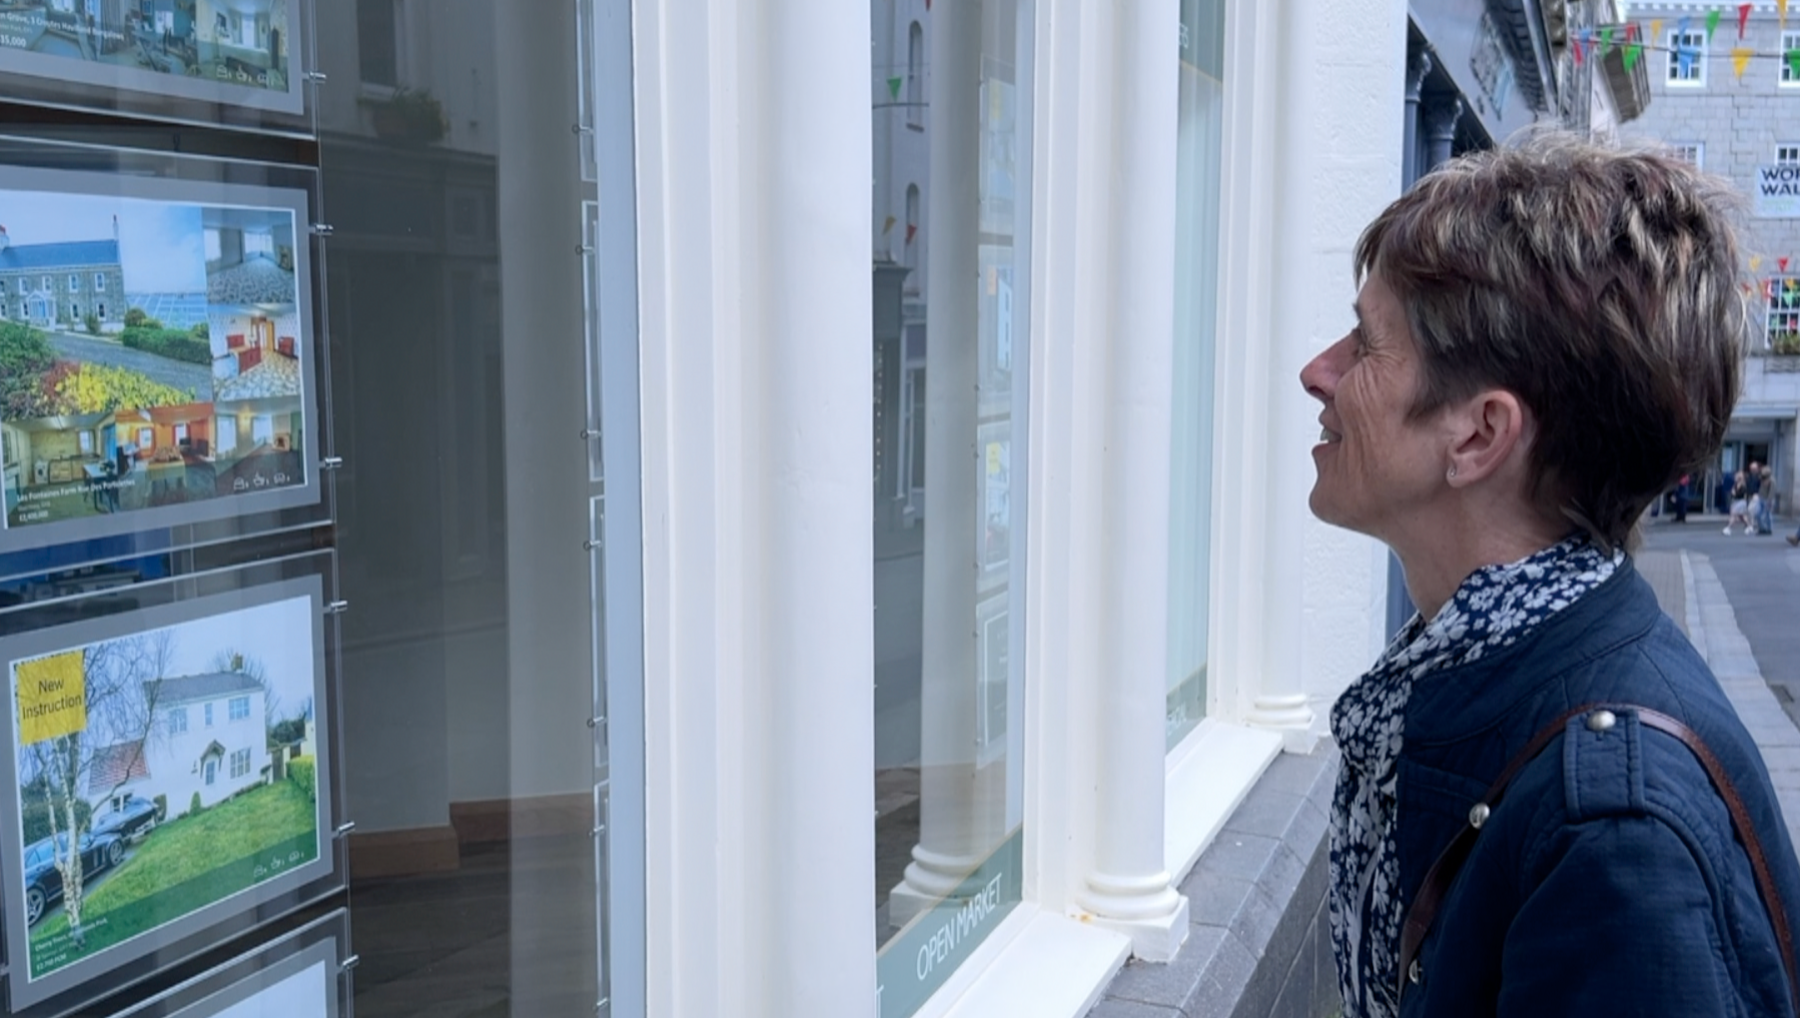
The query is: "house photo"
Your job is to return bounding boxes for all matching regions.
[204,206,296,306]
[211,395,302,495]
[209,302,299,401]
[194,0,286,90]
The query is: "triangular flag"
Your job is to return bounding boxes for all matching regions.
[1600,26,1614,53]
[1574,30,1587,66]
[1679,45,1698,78]
[882,215,896,236]
[1784,257,1793,272]
[1625,42,1643,71]
[887,77,902,101]
[1626,22,1638,42]
[905,224,917,243]
[1679,15,1690,39]
[1752,255,1766,272]
[1740,3,1753,38]
[1789,48,1800,78]
[1652,18,1664,41]
[1782,0,1790,30]
[1734,47,1754,78]
[1706,9,1721,39]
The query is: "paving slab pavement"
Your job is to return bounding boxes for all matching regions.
[1638,536,1800,851]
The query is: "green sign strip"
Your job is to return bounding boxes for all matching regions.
[876,829,1024,1018]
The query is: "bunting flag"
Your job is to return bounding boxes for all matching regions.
[905,224,917,243]
[1652,18,1664,41]
[1706,9,1721,39]
[882,215,896,236]
[1679,44,1698,78]
[1753,255,1766,272]
[1784,257,1794,273]
[1625,41,1643,70]
[1739,3,1753,39]
[887,77,902,101]
[1574,29,1587,66]
[1735,46,1755,78]
[1782,0,1791,30]
[1600,26,1614,54]
[1790,48,1800,79]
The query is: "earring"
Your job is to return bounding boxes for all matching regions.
[1447,466,1458,481]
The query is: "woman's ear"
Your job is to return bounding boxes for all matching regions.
[1443,390,1529,489]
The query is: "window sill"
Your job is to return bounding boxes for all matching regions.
[918,906,1132,1018]
[1165,719,1283,881]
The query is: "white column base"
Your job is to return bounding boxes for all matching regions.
[888,846,987,929]
[1246,693,1318,752]
[1077,888,1190,962]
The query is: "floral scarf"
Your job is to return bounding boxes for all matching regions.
[1327,536,1622,1018]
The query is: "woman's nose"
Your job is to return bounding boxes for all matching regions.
[1300,336,1349,402]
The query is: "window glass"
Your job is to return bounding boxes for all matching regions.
[1783,32,1800,85]
[1166,0,1225,748]
[1772,277,1800,353]
[874,2,1033,1015]
[1668,31,1706,85]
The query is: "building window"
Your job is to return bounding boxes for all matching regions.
[1778,145,1800,166]
[1668,31,1706,86]
[40,275,50,291]
[1167,0,1225,748]
[358,0,400,88]
[230,748,251,778]
[205,702,214,727]
[78,430,92,455]
[872,3,1032,1012]
[1,279,9,294]
[204,228,221,262]
[67,273,78,292]
[204,758,217,786]
[1671,142,1704,169]
[229,695,250,721]
[69,303,79,320]
[94,273,105,291]
[906,21,924,128]
[174,422,190,446]
[1784,32,1800,86]
[1773,277,1800,353]
[166,707,188,735]
[97,302,105,318]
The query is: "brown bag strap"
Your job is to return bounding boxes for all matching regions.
[1396,703,1799,1016]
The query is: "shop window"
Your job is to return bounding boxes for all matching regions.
[1667,31,1706,86]
[873,2,1033,1014]
[1784,32,1800,86]
[1771,277,1800,353]
[1166,0,1225,748]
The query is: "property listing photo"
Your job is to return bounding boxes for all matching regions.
[194,0,286,90]
[0,1,201,77]
[2,401,217,526]
[210,395,301,496]
[203,206,296,309]
[6,592,321,984]
[209,303,298,401]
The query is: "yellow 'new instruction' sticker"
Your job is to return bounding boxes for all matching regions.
[17,651,85,745]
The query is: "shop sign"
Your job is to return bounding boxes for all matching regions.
[876,830,1023,1018]
[1754,165,1800,219]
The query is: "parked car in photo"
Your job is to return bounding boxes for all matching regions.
[90,793,161,842]
[21,830,124,927]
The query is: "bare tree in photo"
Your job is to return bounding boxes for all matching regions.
[17,630,174,945]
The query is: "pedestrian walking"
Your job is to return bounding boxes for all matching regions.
[1727,470,1753,535]
[1302,132,1800,1018]
[1759,465,1776,534]
[1673,472,1690,522]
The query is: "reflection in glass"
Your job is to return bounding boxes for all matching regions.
[874,1,1032,1014]
[1166,0,1225,749]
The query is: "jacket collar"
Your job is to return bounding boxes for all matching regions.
[1400,556,1659,747]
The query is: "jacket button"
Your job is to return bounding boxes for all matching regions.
[1468,802,1490,829]
[1408,958,1423,985]
[1586,709,1617,733]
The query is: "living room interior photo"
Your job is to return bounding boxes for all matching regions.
[212,395,303,495]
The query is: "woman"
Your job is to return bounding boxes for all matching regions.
[1729,469,1753,535]
[1302,133,1800,1018]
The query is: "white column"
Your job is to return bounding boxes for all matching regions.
[633,0,876,1015]
[1074,0,1188,963]
[889,0,991,926]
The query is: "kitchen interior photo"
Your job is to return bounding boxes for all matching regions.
[2,403,218,525]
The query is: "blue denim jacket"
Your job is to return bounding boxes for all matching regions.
[1396,559,1800,1017]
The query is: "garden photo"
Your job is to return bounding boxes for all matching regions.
[8,592,321,983]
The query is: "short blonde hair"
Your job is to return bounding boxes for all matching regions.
[1356,131,1750,547]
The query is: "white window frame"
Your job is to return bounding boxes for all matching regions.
[1778,144,1800,166]
[1783,31,1800,87]
[39,275,50,291]
[1771,276,1800,352]
[94,273,105,292]
[167,707,187,734]
[1672,142,1705,169]
[229,747,251,778]
[204,702,214,727]
[1668,30,1707,87]
[66,273,78,292]
[229,695,249,721]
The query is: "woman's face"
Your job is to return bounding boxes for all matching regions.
[1300,273,1455,541]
